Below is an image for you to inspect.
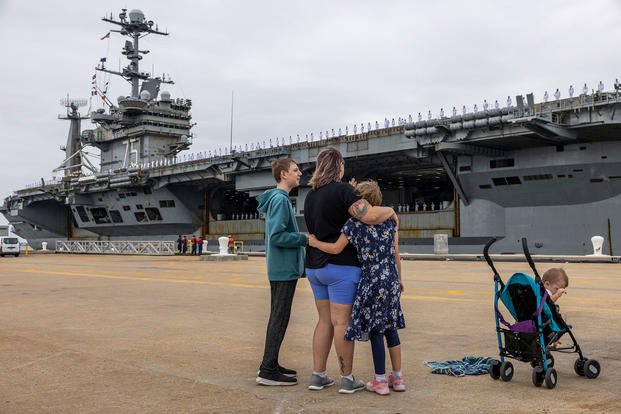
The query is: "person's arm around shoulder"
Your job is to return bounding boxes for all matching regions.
[308,233,349,255]
[394,230,404,292]
[348,198,399,227]
[269,196,308,248]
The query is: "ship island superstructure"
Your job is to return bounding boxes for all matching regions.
[2,9,621,255]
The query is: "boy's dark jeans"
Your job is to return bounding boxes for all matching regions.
[260,279,298,373]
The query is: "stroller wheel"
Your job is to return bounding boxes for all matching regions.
[574,358,586,376]
[544,368,557,389]
[584,359,601,379]
[489,359,501,380]
[532,366,544,387]
[545,353,555,368]
[500,361,514,381]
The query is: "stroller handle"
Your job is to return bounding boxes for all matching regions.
[483,237,501,281]
[521,237,542,282]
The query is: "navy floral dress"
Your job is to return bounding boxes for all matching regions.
[342,218,405,341]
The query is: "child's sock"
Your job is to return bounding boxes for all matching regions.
[341,374,354,381]
[392,370,402,378]
[313,371,327,378]
[375,373,386,381]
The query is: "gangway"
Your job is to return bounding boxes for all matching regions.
[56,240,176,255]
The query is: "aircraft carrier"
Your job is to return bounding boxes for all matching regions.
[2,8,620,255]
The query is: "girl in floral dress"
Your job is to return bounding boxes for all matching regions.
[308,180,406,395]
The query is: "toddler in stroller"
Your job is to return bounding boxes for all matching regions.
[485,238,601,389]
[542,268,568,303]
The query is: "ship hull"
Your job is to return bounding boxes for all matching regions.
[459,192,620,255]
[4,186,619,255]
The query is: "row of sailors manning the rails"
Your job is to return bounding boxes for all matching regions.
[182,79,617,151]
[87,78,621,174]
[223,201,449,221]
[430,79,617,121]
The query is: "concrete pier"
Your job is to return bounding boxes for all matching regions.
[199,253,249,261]
[0,255,619,412]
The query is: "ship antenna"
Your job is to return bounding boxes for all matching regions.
[230,90,234,154]
[98,9,172,98]
[56,97,91,177]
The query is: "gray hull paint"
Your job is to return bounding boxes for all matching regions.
[461,193,620,255]
[459,142,621,207]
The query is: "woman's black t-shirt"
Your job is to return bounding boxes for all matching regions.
[304,182,362,269]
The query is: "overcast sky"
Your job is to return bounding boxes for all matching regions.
[1,0,621,225]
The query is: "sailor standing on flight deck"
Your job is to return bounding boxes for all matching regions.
[598,81,604,93]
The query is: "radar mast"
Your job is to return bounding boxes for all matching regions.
[98,9,173,98]
[55,97,95,177]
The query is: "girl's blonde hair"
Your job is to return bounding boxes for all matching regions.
[356,180,382,206]
[308,147,344,189]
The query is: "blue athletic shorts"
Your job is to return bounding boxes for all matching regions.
[305,263,361,305]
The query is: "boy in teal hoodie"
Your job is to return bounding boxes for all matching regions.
[255,158,308,386]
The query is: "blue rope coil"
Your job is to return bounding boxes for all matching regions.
[424,356,494,377]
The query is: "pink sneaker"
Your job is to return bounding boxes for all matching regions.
[388,374,406,392]
[366,378,390,395]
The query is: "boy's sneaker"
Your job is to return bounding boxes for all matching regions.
[256,371,298,386]
[256,365,297,377]
[366,378,390,395]
[388,374,406,392]
[338,376,366,394]
[278,365,297,377]
[308,373,335,390]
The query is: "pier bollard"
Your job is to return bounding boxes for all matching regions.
[218,236,230,255]
[590,236,604,256]
[200,236,247,261]
[434,234,449,254]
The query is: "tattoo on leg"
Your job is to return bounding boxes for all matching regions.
[338,356,346,374]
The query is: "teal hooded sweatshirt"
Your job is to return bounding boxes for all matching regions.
[257,188,307,281]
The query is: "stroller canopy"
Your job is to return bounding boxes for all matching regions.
[500,272,562,333]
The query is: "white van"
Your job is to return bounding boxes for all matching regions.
[0,237,20,257]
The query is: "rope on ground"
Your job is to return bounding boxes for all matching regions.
[424,356,494,377]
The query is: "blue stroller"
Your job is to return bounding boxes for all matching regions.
[484,238,601,389]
